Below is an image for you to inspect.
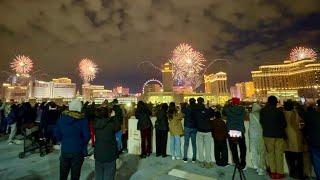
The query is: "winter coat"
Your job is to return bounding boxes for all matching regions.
[94,116,121,163]
[194,104,213,132]
[284,110,304,152]
[155,110,169,131]
[222,104,246,133]
[55,111,90,155]
[260,105,287,138]
[22,106,36,125]
[305,108,320,148]
[182,105,197,129]
[45,108,61,125]
[135,108,152,130]
[211,118,228,141]
[169,112,184,136]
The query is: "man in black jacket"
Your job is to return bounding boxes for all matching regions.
[94,107,120,180]
[260,96,287,179]
[195,97,214,168]
[305,99,320,179]
[182,98,197,163]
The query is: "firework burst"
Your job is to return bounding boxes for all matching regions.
[289,46,317,61]
[10,55,34,74]
[79,58,98,84]
[170,43,205,89]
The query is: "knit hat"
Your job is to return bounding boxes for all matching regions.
[231,97,240,105]
[69,99,82,112]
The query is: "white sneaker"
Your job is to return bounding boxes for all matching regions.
[171,156,175,160]
[242,166,247,171]
[8,142,13,145]
[176,157,181,160]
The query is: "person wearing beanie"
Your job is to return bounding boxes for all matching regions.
[55,99,90,180]
[260,96,286,179]
[222,97,247,170]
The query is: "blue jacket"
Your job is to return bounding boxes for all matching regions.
[222,104,246,133]
[55,111,90,155]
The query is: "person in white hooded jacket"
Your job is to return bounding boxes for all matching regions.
[249,103,266,176]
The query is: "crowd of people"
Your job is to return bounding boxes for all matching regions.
[0,95,319,180]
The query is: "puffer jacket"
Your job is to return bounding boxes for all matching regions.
[169,112,184,136]
[94,116,120,163]
[55,111,90,155]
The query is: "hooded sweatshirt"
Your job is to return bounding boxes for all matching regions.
[222,104,246,133]
[55,110,90,155]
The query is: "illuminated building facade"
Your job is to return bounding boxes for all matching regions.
[252,59,320,99]
[113,86,130,96]
[162,62,173,92]
[82,84,105,101]
[28,78,76,100]
[204,72,228,96]
[1,83,28,102]
[144,83,163,93]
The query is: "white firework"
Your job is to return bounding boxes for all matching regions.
[10,55,33,74]
[170,43,205,89]
[79,58,98,84]
[289,46,317,61]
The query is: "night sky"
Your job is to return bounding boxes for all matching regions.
[0,0,320,93]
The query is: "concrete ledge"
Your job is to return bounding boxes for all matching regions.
[168,169,215,180]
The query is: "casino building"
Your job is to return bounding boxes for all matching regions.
[252,58,320,99]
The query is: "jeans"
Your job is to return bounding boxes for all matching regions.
[228,133,247,168]
[8,123,17,143]
[184,127,197,160]
[115,131,123,151]
[95,160,116,180]
[311,147,320,179]
[60,153,84,180]
[170,135,181,158]
[196,132,212,163]
[140,127,152,155]
[156,129,168,156]
[214,139,228,166]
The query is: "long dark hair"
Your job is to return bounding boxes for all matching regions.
[168,102,177,119]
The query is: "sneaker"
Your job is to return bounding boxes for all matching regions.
[176,157,181,160]
[192,158,196,163]
[8,142,13,145]
[53,145,60,150]
[171,156,175,160]
[242,166,247,171]
[183,158,188,163]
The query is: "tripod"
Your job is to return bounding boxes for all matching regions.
[232,163,246,180]
[229,134,246,180]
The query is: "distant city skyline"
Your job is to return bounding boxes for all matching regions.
[0,1,320,92]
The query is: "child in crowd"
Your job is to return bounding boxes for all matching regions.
[211,111,228,166]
